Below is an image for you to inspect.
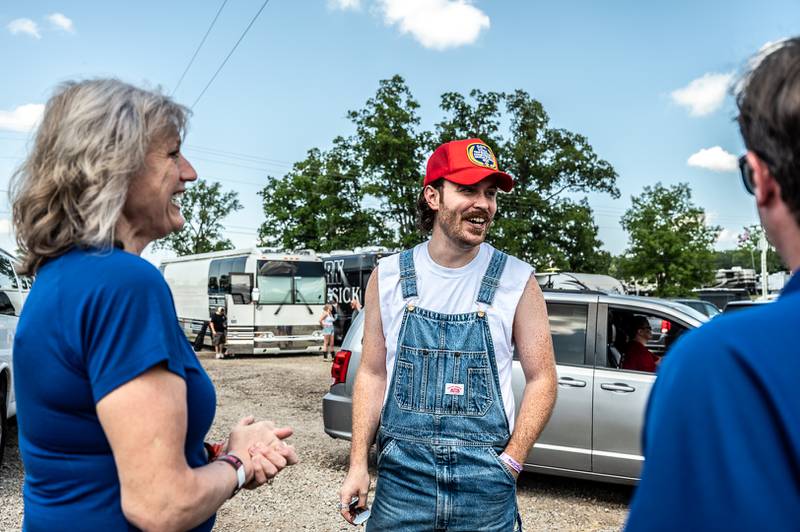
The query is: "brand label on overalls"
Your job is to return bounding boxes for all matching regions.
[445,383,465,396]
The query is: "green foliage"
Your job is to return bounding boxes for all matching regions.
[619,183,720,297]
[155,179,243,256]
[346,75,432,249]
[258,140,384,252]
[257,76,619,265]
[712,224,786,271]
[434,89,619,269]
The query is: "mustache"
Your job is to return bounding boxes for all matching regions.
[462,209,492,220]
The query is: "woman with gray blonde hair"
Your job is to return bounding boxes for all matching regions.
[11,79,297,531]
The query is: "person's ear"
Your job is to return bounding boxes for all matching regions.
[747,151,779,208]
[423,185,441,212]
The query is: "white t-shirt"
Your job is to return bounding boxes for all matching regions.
[377,241,533,432]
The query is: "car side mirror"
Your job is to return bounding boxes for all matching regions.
[251,287,260,304]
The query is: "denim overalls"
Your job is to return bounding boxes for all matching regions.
[368,249,522,532]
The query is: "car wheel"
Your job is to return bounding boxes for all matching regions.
[0,378,7,467]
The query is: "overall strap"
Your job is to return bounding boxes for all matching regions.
[399,248,418,299]
[476,250,508,306]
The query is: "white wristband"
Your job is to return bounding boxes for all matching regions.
[499,452,523,474]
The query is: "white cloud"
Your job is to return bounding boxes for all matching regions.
[328,0,361,9]
[47,13,75,33]
[687,146,738,172]
[378,0,490,51]
[716,227,740,248]
[7,18,41,39]
[0,104,44,133]
[671,72,733,116]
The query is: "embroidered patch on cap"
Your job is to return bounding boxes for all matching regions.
[466,142,498,170]
[445,383,465,396]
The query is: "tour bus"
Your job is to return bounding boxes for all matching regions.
[321,247,393,343]
[161,248,326,355]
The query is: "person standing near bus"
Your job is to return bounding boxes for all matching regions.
[209,307,227,360]
[338,138,557,530]
[350,295,362,322]
[320,304,336,361]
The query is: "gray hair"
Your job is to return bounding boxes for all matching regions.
[10,78,190,274]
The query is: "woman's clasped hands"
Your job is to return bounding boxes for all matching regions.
[226,416,299,489]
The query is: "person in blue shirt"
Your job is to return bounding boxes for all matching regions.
[10,79,298,531]
[626,38,800,531]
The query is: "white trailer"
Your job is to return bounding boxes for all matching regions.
[161,248,325,355]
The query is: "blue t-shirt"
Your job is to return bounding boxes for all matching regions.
[14,248,217,531]
[626,274,800,531]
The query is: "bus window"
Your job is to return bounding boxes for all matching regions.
[208,260,222,294]
[296,275,325,305]
[218,258,238,294]
[256,260,325,305]
[231,256,246,274]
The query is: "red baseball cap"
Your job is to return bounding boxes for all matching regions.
[424,138,514,192]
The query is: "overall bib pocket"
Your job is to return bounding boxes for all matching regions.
[393,345,494,416]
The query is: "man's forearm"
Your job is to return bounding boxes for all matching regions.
[349,368,386,470]
[504,372,557,462]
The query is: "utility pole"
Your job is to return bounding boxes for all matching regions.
[759,233,769,298]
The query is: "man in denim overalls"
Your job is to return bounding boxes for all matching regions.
[340,138,557,531]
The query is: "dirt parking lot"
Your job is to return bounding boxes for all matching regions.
[0,351,632,531]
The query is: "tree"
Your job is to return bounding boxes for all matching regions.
[258,140,383,252]
[155,178,243,256]
[346,75,432,249]
[619,183,720,297]
[711,225,786,272]
[736,224,786,271]
[434,89,619,269]
[263,77,619,263]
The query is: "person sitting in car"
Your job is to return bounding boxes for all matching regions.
[621,315,661,373]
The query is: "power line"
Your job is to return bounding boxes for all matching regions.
[172,0,230,97]
[185,144,293,166]
[190,0,273,110]
[189,154,284,174]
[203,174,267,188]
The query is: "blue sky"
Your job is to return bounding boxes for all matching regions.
[0,0,796,265]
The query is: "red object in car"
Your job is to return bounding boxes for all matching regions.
[331,349,352,386]
[660,320,671,334]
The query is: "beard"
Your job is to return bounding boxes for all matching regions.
[435,203,493,248]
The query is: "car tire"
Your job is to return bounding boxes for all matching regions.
[0,377,7,468]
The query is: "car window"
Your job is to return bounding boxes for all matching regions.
[606,307,691,373]
[545,302,589,366]
[0,257,17,290]
[0,292,14,316]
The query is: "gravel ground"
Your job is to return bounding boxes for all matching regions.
[0,350,632,531]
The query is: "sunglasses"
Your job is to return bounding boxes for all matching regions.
[738,155,756,195]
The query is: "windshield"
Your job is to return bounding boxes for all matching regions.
[256,260,325,305]
[296,276,325,305]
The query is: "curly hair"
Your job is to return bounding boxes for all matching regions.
[736,38,800,225]
[10,79,189,274]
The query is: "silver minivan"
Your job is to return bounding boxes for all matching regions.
[322,289,707,485]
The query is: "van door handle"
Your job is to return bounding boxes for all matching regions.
[558,377,587,388]
[600,383,635,393]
